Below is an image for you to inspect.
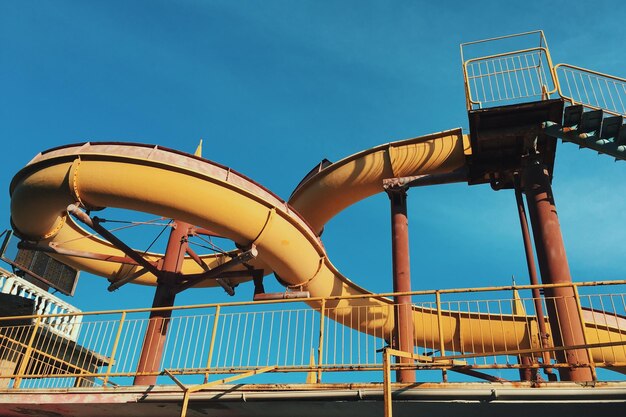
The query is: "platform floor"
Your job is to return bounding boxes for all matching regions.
[1,382,625,417]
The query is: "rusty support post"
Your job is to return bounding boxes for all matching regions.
[522,160,593,382]
[513,174,554,381]
[387,187,416,383]
[133,221,191,386]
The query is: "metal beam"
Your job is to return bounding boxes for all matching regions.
[253,291,310,301]
[174,246,258,294]
[18,241,160,268]
[382,169,467,190]
[450,367,508,383]
[184,246,233,295]
[67,205,162,278]
[252,269,265,295]
[107,267,149,292]
[191,227,224,238]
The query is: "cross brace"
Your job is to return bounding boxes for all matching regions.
[64,204,258,295]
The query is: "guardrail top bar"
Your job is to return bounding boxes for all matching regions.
[460,30,547,63]
[0,278,625,322]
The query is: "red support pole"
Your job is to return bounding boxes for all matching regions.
[388,188,416,383]
[514,175,554,381]
[133,221,191,386]
[522,161,592,382]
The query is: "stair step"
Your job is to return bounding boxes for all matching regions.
[593,116,624,153]
[563,105,584,127]
[617,124,626,147]
[579,109,603,133]
[600,116,623,140]
[549,104,626,160]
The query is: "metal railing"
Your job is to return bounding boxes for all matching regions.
[555,63,626,116]
[0,280,625,389]
[463,49,557,110]
[460,31,626,119]
[461,31,558,110]
[0,268,82,341]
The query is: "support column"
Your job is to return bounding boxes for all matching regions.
[133,221,190,386]
[522,160,592,382]
[513,174,554,382]
[387,187,416,383]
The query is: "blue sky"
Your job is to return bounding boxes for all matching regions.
[1,0,625,312]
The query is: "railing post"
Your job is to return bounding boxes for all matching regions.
[571,284,597,381]
[435,291,446,357]
[103,312,126,387]
[462,62,473,111]
[180,390,191,417]
[316,298,326,383]
[540,31,560,99]
[435,291,448,382]
[383,348,392,417]
[203,305,221,383]
[13,317,41,389]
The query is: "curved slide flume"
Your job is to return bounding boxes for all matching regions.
[9,132,626,366]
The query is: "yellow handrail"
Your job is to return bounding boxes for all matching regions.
[460,30,559,110]
[2,279,624,323]
[462,47,558,108]
[1,280,624,389]
[554,63,626,116]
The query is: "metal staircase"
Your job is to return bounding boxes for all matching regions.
[545,64,626,160]
[461,30,626,161]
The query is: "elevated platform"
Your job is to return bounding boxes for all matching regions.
[466,99,564,188]
[1,382,625,417]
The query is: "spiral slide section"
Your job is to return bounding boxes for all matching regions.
[9,131,626,364]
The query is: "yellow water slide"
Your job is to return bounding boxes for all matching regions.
[9,132,626,365]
